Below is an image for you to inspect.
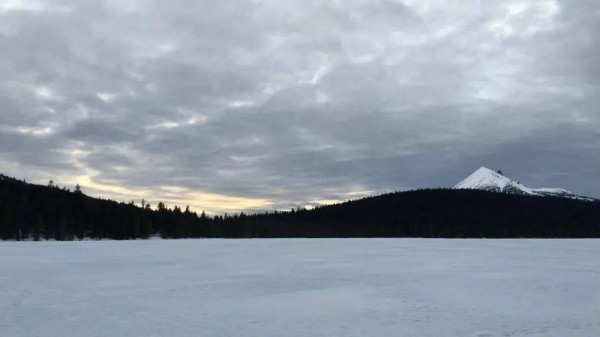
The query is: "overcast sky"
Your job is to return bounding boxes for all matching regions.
[1,0,599,213]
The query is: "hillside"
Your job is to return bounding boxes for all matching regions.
[1,173,599,240]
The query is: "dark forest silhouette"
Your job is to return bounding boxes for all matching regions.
[1,173,599,240]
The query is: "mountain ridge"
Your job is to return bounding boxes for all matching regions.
[454,167,595,201]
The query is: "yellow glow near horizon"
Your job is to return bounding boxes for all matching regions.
[68,174,274,215]
[31,166,374,215]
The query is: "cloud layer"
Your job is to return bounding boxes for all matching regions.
[1,0,599,213]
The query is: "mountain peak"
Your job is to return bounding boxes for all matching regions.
[454,167,515,191]
[454,167,595,201]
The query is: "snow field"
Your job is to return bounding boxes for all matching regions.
[1,239,599,337]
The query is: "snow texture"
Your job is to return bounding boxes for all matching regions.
[1,239,600,337]
[454,167,595,201]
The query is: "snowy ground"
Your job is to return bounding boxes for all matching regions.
[1,239,599,337]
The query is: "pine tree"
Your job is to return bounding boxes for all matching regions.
[33,214,43,241]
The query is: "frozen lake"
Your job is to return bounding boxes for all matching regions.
[1,239,599,337]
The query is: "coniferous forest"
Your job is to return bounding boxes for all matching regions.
[1,173,599,240]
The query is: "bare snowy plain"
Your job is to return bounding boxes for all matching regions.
[1,239,599,337]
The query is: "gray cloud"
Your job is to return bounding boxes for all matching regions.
[1,0,599,212]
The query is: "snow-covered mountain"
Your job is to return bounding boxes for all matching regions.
[454,167,595,201]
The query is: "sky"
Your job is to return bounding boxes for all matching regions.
[1,0,599,214]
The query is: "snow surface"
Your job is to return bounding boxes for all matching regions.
[454,167,594,201]
[455,167,518,191]
[1,239,600,337]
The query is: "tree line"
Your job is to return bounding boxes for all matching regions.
[1,173,599,240]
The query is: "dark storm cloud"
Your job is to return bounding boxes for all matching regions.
[1,0,599,212]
